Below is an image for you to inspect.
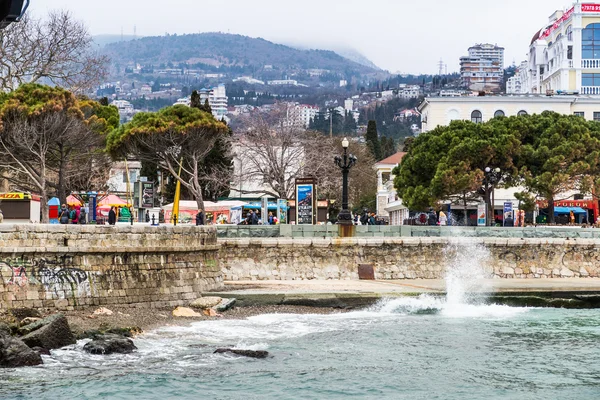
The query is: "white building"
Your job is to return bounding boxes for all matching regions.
[398,85,422,99]
[267,79,298,86]
[419,95,600,133]
[460,43,505,91]
[344,98,354,112]
[283,103,319,128]
[110,100,135,123]
[374,152,409,225]
[106,161,142,197]
[233,76,265,85]
[521,2,600,95]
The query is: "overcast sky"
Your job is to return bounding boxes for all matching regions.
[31,0,572,74]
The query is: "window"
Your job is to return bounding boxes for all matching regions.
[567,25,573,41]
[594,112,600,121]
[582,73,600,87]
[574,112,585,118]
[582,23,600,59]
[517,110,528,116]
[471,110,482,123]
[494,110,505,118]
[568,45,573,60]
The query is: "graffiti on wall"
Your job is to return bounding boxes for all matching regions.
[0,255,94,298]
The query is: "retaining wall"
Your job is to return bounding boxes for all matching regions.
[219,237,600,281]
[218,225,600,239]
[0,225,221,311]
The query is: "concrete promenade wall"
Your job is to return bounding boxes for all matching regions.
[219,237,600,281]
[0,225,221,311]
[218,225,600,239]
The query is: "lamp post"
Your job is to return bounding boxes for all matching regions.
[484,167,501,226]
[334,138,357,234]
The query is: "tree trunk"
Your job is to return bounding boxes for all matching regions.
[547,194,555,224]
[40,175,49,224]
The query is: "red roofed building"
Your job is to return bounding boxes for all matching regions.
[375,151,409,225]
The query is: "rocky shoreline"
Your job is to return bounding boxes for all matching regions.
[0,298,349,368]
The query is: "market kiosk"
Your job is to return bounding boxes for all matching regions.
[0,192,41,223]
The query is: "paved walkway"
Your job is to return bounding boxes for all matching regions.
[219,278,600,295]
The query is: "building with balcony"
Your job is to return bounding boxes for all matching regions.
[523,2,600,95]
[375,152,409,225]
[419,95,600,133]
[459,43,505,92]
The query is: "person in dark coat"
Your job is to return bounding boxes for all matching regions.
[79,207,86,224]
[59,204,69,224]
[195,210,205,226]
[108,206,117,225]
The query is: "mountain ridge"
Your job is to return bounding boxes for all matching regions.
[103,32,378,77]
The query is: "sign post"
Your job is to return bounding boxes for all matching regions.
[503,201,513,227]
[477,203,487,226]
[295,178,316,225]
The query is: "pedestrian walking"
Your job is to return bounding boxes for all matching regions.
[59,204,69,224]
[108,206,117,225]
[195,210,205,226]
[79,207,86,224]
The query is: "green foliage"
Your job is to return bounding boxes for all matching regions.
[106,104,225,154]
[190,90,200,108]
[393,112,600,218]
[365,120,382,160]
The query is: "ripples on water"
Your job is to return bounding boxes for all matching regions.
[2,243,600,399]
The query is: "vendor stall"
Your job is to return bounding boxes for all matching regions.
[162,200,247,224]
[0,192,41,223]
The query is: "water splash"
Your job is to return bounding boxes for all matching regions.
[444,241,493,305]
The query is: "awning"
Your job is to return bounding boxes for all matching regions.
[554,206,587,215]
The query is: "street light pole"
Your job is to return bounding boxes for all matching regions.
[334,138,357,234]
[484,167,501,226]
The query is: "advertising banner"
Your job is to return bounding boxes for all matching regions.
[477,203,487,226]
[503,202,513,226]
[295,178,315,225]
[277,199,287,224]
[141,182,154,208]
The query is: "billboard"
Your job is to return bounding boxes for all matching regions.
[295,178,315,225]
[277,199,287,224]
[141,182,154,208]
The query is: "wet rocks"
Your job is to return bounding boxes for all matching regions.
[214,348,269,358]
[0,328,43,368]
[83,334,137,355]
[20,314,76,350]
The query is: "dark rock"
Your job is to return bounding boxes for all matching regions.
[10,308,41,321]
[0,331,43,368]
[77,326,142,340]
[20,314,75,350]
[31,346,51,356]
[214,348,269,358]
[83,334,137,355]
[0,323,10,336]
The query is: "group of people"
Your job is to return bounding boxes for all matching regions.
[354,210,382,226]
[58,204,87,225]
[239,210,278,225]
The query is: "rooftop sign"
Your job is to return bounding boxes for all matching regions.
[540,6,574,40]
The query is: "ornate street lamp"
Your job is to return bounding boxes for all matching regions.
[334,137,357,229]
[484,167,501,226]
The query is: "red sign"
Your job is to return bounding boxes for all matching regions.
[540,7,574,39]
[582,3,600,12]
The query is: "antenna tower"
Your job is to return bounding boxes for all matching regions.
[438,59,444,76]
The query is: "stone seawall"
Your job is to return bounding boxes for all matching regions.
[0,225,222,311]
[220,237,600,280]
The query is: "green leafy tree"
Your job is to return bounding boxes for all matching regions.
[0,84,118,222]
[365,120,382,160]
[518,112,600,223]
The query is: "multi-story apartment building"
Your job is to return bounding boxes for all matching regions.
[283,103,319,128]
[523,2,600,95]
[199,84,228,120]
[459,43,505,91]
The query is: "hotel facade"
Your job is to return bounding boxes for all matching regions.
[523,2,600,95]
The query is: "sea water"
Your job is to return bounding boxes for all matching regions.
[2,244,600,400]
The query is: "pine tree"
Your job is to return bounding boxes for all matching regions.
[99,97,109,106]
[202,99,212,114]
[190,90,201,108]
[365,120,382,160]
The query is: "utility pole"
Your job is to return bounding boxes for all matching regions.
[329,108,333,138]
